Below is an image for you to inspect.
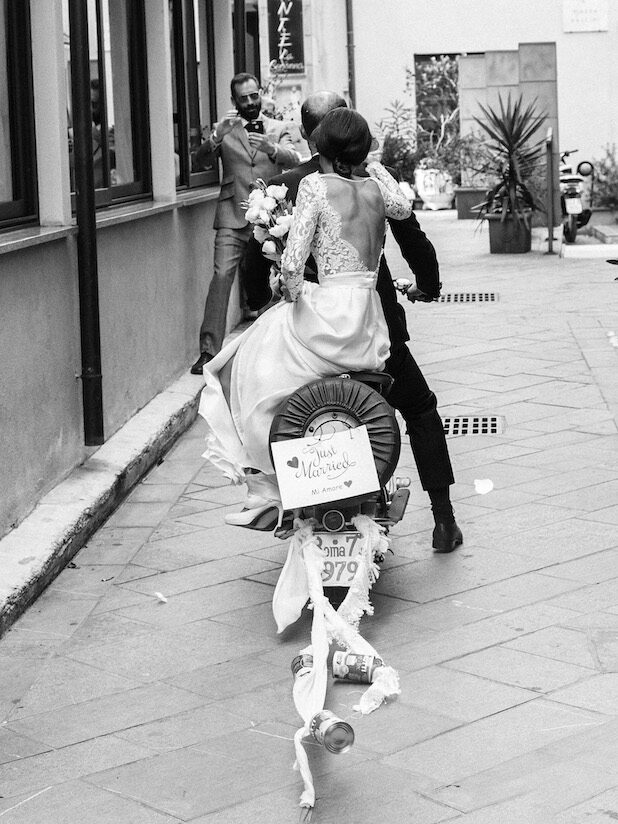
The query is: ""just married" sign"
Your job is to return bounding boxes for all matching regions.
[271,425,380,510]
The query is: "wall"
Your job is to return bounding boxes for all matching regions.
[0,199,217,537]
[352,0,617,164]
[0,240,83,533]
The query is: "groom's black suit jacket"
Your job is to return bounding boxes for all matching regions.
[244,156,441,348]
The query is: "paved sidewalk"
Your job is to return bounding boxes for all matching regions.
[1,211,618,823]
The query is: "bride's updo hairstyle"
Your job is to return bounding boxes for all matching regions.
[314,108,374,177]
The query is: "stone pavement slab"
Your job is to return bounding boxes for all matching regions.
[1,211,618,822]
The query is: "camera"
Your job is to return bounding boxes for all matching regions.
[246,120,264,134]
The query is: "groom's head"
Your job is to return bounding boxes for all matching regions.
[301,91,347,145]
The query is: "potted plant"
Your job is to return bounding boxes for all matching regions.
[414,152,455,210]
[473,94,547,253]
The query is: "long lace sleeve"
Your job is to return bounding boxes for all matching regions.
[366,161,412,220]
[280,173,321,301]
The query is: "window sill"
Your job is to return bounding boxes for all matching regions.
[0,188,220,253]
[96,188,219,228]
[0,224,78,256]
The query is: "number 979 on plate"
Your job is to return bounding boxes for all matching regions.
[314,531,363,587]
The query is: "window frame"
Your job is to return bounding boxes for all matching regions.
[171,0,218,190]
[0,0,38,230]
[69,0,152,210]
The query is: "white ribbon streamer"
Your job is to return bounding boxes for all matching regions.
[274,515,400,814]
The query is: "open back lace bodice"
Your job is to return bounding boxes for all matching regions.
[281,162,412,299]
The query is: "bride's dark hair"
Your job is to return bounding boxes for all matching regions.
[314,108,374,176]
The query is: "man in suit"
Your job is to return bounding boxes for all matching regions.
[239,90,462,553]
[190,73,299,375]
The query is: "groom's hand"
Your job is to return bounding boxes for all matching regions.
[406,286,435,303]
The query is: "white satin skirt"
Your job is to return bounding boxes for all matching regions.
[198,275,390,482]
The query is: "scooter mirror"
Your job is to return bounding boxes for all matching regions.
[577,161,594,177]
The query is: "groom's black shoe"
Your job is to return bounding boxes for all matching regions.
[432,520,463,553]
[191,352,213,375]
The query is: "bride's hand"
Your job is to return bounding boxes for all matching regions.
[269,264,283,298]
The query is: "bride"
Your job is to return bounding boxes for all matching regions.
[198,108,412,525]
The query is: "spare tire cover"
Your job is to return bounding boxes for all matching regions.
[269,377,400,485]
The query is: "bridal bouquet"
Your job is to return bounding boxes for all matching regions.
[243,179,294,261]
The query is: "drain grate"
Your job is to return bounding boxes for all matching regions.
[443,416,504,436]
[439,292,499,303]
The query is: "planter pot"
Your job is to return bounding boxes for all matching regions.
[414,168,455,210]
[485,214,532,254]
[454,187,486,220]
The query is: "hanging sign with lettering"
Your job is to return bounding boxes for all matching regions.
[563,0,608,31]
[271,425,380,510]
[268,0,305,74]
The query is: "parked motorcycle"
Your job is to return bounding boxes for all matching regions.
[560,149,594,243]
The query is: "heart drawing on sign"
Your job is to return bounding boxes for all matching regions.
[287,457,299,468]
[344,480,352,487]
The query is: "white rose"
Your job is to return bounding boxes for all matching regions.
[276,213,294,231]
[269,222,288,238]
[259,209,271,223]
[262,239,277,257]
[253,225,269,243]
[247,189,265,205]
[245,205,261,223]
[266,184,288,200]
[261,196,277,212]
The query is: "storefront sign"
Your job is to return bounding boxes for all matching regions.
[268,0,305,74]
[271,425,379,509]
[563,0,608,31]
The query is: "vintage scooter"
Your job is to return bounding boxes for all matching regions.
[560,149,594,243]
[249,279,417,601]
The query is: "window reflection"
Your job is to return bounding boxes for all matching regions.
[64,0,146,197]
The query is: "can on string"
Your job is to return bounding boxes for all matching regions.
[332,651,384,684]
[291,654,313,679]
[309,710,355,754]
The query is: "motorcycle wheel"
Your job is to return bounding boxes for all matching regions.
[269,376,400,486]
[564,215,578,244]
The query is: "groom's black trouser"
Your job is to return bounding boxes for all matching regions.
[385,343,454,491]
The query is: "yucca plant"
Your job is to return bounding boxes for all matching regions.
[473,93,547,227]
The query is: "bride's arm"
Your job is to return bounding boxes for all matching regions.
[280,175,320,301]
[366,161,412,220]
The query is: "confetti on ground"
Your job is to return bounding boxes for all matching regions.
[154,592,168,603]
[474,478,494,495]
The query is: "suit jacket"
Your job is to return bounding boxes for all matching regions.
[265,158,441,348]
[211,115,298,230]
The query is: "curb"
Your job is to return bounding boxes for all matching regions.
[0,372,205,639]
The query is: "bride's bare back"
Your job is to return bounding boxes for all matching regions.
[321,174,386,272]
[280,163,411,297]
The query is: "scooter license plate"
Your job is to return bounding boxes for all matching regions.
[314,531,363,586]
[565,197,582,214]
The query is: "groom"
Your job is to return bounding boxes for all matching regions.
[237,91,462,553]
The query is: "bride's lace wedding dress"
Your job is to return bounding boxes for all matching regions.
[198,162,411,487]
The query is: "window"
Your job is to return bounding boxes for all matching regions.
[0,0,37,230]
[170,0,218,188]
[64,0,151,207]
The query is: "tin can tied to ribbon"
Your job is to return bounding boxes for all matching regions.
[291,654,313,679]
[309,710,354,754]
[332,651,384,684]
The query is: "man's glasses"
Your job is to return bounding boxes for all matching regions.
[237,92,260,103]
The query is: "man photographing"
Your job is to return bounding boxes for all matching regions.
[191,73,298,375]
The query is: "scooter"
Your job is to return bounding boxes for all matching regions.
[226,279,418,602]
[560,149,594,244]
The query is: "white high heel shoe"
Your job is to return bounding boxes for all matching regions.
[225,502,281,530]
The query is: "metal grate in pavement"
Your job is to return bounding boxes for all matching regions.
[439,292,498,303]
[443,415,505,436]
